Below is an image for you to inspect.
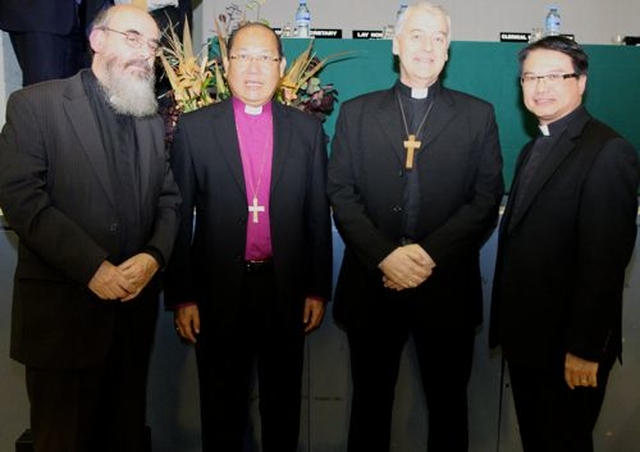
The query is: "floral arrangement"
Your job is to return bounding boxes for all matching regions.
[276,41,341,122]
[158,20,226,114]
[158,1,348,131]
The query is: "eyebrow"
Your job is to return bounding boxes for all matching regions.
[521,68,568,74]
[407,28,447,34]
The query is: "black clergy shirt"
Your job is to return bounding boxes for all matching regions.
[82,70,146,264]
[395,80,439,242]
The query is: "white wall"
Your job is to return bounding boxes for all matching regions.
[200,0,640,44]
[0,33,22,126]
[2,0,639,119]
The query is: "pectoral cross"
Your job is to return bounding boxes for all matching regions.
[248,196,265,224]
[403,134,422,169]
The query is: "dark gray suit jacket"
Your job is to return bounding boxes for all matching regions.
[164,98,332,334]
[328,83,504,329]
[490,108,639,368]
[0,70,181,369]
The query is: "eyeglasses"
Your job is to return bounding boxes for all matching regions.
[520,73,579,86]
[228,53,282,65]
[100,27,161,55]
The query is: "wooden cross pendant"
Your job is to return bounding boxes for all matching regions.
[248,196,265,223]
[403,134,422,169]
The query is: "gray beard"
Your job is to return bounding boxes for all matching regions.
[102,60,158,117]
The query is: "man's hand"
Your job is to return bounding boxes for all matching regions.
[303,297,326,333]
[565,352,599,389]
[379,244,435,291]
[88,261,136,300]
[118,253,160,301]
[175,304,201,344]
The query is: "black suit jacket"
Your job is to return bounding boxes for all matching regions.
[0,0,77,34]
[489,108,639,368]
[327,83,504,329]
[164,99,332,334]
[0,70,181,369]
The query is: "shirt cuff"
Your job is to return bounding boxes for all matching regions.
[143,246,165,269]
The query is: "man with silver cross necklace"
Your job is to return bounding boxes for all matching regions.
[165,22,332,452]
[327,2,504,451]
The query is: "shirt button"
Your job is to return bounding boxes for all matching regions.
[392,205,403,213]
[109,223,118,232]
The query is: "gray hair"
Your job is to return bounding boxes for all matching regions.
[395,2,451,42]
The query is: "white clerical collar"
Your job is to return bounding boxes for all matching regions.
[539,124,550,136]
[411,87,429,99]
[244,104,263,115]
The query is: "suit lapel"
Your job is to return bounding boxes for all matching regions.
[421,88,455,149]
[270,102,291,195]
[514,136,572,220]
[215,100,247,196]
[376,89,407,168]
[501,141,532,232]
[134,117,163,206]
[62,73,116,208]
[506,113,589,232]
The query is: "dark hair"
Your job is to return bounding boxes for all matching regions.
[226,22,283,58]
[518,36,589,75]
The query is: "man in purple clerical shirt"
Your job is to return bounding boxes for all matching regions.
[165,22,332,452]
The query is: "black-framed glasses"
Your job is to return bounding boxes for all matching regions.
[100,27,161,55]
[228,53,282,65]
[520,73,579,86]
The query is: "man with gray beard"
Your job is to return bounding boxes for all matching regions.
[0,5,181,452]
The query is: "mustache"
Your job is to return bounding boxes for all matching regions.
[125,59,153,74]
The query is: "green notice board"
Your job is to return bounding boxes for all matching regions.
[282,39,640,191]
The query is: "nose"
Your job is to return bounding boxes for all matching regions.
[419,35,434,51]
[245,57,263,72]
[422,40,432,52]
[534,77,551,91]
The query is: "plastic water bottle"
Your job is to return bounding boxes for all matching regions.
[544,6,561,36]
[295,0,311,38]
[396,2,408,21]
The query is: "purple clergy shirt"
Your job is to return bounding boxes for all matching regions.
[233,97,274,261]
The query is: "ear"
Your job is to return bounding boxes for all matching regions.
[89,28,106,55]
[578,74,587,96]
[279,56,287,77]
[222,56,230,76]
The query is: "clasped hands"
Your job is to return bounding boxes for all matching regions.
[88,253,159,302]
[379,244,436,291]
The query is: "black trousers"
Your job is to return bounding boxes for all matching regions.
[346,290,476,452]
[195,266,305,452]
[25,300,157,452]
[508,359,611,452]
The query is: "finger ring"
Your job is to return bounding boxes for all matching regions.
[175,326,180,331]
